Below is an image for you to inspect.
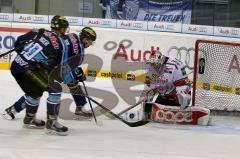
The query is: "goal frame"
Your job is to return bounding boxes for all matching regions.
[192,39,240,109]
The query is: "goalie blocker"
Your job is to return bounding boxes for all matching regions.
[142,103,211,126]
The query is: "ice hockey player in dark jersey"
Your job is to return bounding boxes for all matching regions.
[1,16,69,124]
[5,23,96,135]
[2,16,93,122]
[45,27,96,135]
[9,28,65,133]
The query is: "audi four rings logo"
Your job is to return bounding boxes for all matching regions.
[231,29,239,35]
[33,17,45,22]
[101,20,112,26]
[0,15,10,20]
[132,22,143,28]
[68,18,79,23]
[165,24,175,30]
[167,46,194,70]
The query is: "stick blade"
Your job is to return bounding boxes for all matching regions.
[125,120,149,127]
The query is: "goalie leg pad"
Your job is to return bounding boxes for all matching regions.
[144,103,210,126]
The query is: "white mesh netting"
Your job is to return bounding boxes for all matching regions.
[194,40,240,112]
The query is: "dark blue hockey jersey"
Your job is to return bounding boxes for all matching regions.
[59,33,85,85]
[11,29,64,75]
[11,30,85,86]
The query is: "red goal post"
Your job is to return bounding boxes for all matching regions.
[192,39,240,114]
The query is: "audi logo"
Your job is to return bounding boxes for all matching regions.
[0,15,10,20]
[104,39,132,51]
[101,20,112,26]
[33,16,45,22]
[198,27,208,33]
[165,24,175,31]
[231,29,239,35]
[68,18,79,23]
[167,46,194,70]
[132,22,144,28]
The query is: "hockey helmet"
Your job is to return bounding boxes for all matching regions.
[51,15,69,29]
[80,27,97,41]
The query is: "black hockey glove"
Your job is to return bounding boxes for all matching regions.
[73,67,86,82]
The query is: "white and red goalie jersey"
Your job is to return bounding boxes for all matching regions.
[145,57,191,105]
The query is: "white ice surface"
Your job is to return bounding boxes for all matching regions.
[0,70,240,159]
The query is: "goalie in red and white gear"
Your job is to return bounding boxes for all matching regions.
[145,50,191,109]
[141,50,210,126]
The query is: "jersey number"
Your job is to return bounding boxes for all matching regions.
[21,43,43,60]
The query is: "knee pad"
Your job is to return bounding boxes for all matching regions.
[25,95,40,106]
[48,92,61,104]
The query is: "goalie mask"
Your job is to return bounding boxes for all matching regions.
[148,50,167,65]
[147,50,167,74]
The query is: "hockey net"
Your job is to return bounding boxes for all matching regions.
[192,39,240,114]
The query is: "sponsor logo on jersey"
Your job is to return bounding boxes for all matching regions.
[69,34,79,54]
[44,32,59,49]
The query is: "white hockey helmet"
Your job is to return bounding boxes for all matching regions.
[147,50,167,65]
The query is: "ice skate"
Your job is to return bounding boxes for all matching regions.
[2,106,16,120]
[45,119,68,136]
[75,106,93,117]
[23,115,45,129]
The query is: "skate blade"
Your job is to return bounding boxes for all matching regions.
[22,124,45,129]
[1,112,14,120]
[45,129,68,136]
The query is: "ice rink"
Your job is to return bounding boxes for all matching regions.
[1,70,240,159]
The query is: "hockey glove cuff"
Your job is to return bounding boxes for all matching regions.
[73,67,86,82]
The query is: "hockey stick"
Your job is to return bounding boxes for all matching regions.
[81,80,102,126]
[65,84,149,127]
[0,28,45,58]
[52,80,149,127]
[117,100,143,116]
[105,88,157,119]
[86,96,149,127]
